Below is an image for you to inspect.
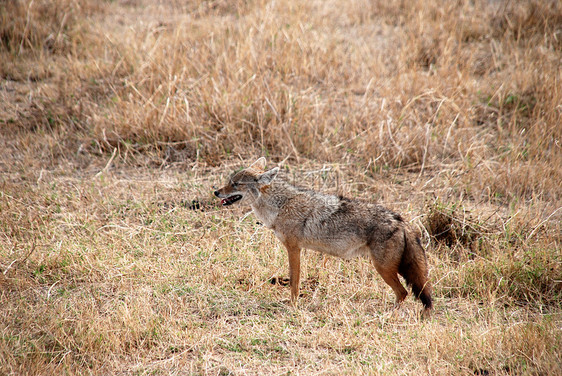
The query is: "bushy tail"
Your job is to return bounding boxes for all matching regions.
[398,228,433,310]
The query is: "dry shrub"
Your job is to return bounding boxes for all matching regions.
[424,201,487,252]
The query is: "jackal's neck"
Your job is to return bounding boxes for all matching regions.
[250,181,292,228]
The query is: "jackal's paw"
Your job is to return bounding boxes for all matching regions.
[420,306,433,319]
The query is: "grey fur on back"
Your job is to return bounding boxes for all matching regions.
[251,177,406,261]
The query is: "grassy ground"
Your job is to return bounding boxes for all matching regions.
[1,0,561,374]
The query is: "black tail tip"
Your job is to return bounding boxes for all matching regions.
[411,282,433,310]
[420,293,433,310]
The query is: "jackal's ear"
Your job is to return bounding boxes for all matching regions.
[257,167,279,185]
[249,157,266,172]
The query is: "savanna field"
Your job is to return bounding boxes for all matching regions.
[1,0,561,374]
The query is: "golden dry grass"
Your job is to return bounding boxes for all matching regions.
[1,0,561,374]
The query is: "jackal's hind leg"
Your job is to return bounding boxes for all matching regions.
[371,258,408,307]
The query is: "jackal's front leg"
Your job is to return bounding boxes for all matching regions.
[285,242,301,305]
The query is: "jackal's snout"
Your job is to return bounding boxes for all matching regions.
[214,187,243,206]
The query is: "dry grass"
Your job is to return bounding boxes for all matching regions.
[1,0,561,374]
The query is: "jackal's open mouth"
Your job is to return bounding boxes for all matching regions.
[221,195,242,206]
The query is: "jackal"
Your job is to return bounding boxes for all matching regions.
[214,158,432,313]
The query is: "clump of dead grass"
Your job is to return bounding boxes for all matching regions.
[424,200,490,254]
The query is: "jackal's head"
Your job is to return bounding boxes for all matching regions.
[214,157,279,206]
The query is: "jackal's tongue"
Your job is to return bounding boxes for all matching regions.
[221,198,228,205]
